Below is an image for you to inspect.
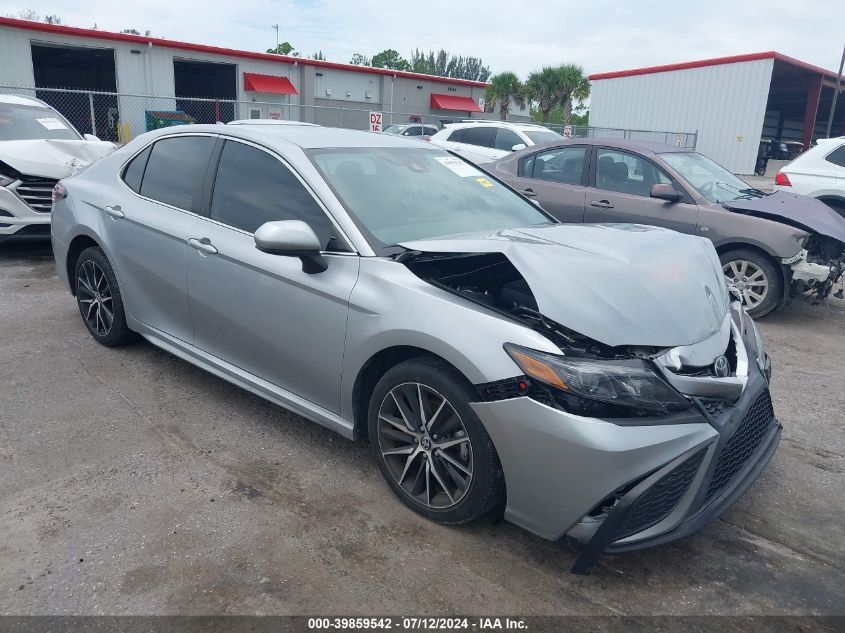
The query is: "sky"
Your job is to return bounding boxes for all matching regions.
[2,0,843,79]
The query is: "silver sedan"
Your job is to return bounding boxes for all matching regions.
[51,124,780,573]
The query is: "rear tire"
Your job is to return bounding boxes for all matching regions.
[74,246,138,347]
[720,248,782,318]
[367,356,505,525]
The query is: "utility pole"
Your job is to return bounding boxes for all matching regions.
[272,24,279,54]
[825,43,845,139]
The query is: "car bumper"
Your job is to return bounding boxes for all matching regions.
[0,187,52,243]
[471,362,778,573]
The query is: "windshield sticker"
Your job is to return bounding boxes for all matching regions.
[476,177,494,187]
[36,117,68,130]
[433,156,483,178]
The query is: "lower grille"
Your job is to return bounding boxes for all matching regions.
[14,177,58,213]
[612,448,706,541]
[706,389,774,502]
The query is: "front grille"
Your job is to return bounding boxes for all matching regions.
[612,448,706,541]
[14,176,58,213]
[706,389,774,502]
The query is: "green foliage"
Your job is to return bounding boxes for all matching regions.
[531,104,589,126]
[349,53,371,66]
[310,50,326,61]
[409,48,491,81]
[266,42,298,56]
[8,9,62,24]
[486,72,525,121]
[371,49,410,71]
[525,64,591,125]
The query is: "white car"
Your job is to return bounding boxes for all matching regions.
[429,121,563,165]
[382,123,439,138]
[0,94,115,244]
[227,119,319,127]
[774,137,845,216]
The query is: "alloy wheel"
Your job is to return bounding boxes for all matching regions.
[723,259,769,310]
[77,259,114,336]
[376,382,473,509]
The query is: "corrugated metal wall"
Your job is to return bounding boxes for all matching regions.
[589,58,774,174]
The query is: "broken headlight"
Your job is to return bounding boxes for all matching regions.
[504,344,690,416]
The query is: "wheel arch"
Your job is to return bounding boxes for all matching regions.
[65,233,104,296]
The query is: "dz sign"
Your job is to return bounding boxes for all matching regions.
[369,111,383,133]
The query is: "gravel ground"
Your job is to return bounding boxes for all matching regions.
[0,242,843,617]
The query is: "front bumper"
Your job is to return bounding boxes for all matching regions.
[0,185,52,243]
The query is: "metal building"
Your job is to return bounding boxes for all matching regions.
[0,17,529,142]
[589,52,845,174]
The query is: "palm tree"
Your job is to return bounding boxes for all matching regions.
[557,64,591,126]
[485,72,525,121]
[525,66,561,123]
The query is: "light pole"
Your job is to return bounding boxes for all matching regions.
[825,43,845,139]
[272,24,279,53]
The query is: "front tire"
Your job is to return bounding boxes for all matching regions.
[367,356,505,525]
[74,246,138,347]
[720,248,782,318]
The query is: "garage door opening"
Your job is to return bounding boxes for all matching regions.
[174,59,236,124]
[31,43,118,140]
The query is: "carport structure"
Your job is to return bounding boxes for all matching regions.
[589,52,845,174]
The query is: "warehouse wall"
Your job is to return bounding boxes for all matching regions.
[589,58,775,174]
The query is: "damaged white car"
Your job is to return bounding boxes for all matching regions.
[0,94,115,244]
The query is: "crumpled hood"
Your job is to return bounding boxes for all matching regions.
[400,223,729,348]
[722,191,845,244]
[0,139,116,179]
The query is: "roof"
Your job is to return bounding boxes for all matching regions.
[443,120,551,130]
[0,17,488,88]
[520,137,693,156]
[430,93,482,112]
[589,51,844,83]
[243,73,298,95]
[0,94,45,106]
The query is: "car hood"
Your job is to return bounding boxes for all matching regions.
[400,223,729,348]
[722,191,845,243]
[0,139,116,179]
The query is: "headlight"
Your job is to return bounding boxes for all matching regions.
[504,344,690,416]
[0,173,15,188]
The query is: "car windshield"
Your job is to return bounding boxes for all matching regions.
[309,147,552,248]
[524,130,564,145]
[382,125,407,135]
[660,151,764,202]
[0,103,81,141]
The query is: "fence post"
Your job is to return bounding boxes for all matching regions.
[338,106,342,128]
[88,92,97,137]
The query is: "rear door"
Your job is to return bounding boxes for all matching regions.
[101,134,216,342]
[504,145,588,223]
[583,147,699,234]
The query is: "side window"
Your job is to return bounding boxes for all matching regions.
[461,126,495,148]
[140,136,215,210]
[122,145,151,193]
[448,128,467,142]
[210,140,333,248]
[424,126,438,136]
[824,145,845,168]
[493,128,524,151]
[596,148,672,197]
[527,147,587,185]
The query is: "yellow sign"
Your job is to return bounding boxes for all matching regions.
[736,135,744,142]
[476,177,494,187]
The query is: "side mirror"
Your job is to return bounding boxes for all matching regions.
[83,133,100,141]
[511,143,527,152]
[650,183,682,202]
[254,220,327,273]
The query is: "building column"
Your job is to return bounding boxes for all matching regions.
[802,74,823,150]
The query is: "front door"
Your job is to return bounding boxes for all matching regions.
[186,138,359,413]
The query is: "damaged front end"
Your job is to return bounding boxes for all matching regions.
[788,234,845,303]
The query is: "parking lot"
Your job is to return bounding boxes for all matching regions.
[1,241,843,617]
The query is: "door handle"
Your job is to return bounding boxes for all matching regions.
[104,205,125,218]
[188,237,218,255]
[520,188,537,198]
[589,200,614,209]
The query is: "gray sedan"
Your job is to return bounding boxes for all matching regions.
[489,139,845,318]
[51,124,779,573]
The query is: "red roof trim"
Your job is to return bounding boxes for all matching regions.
[243,72,298,95]
[0,17,488,88]
[589,51,843,82]
[430,93,482,112]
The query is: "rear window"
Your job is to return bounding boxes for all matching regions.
[139,136,215,211]
[824,145,845,168]
[0,103,81,141]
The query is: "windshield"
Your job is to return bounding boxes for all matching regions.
[309,148,552,248]
[0,103,81,141]
[524,130,564,145]
[660,151,762,202]
[382,125,407,135]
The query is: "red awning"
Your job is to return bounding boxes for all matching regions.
[243,72,298,95]
[430,93,482,112]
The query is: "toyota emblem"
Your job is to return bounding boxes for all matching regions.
[713,355,730,378]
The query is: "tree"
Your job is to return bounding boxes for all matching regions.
[371,49,409,71]
[44,14,61,24]
[557,64,591,125]
[408,48,490,81]
[121,28,152,36]
[525,66,561,123]
[349,53,371,66]
[8,9,61,24]
[267,42,298,56]
[485,72,525,121]
[310,50,326,60]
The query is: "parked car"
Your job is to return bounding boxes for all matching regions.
[774,137,845,216]
[227,119,319,127]
[52,124,780,573]
[0,94,116,244]
[490,138,845,318]
[382,123,439,138]
[429,121,563,165]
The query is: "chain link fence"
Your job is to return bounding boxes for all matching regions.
[1,85,696,150]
